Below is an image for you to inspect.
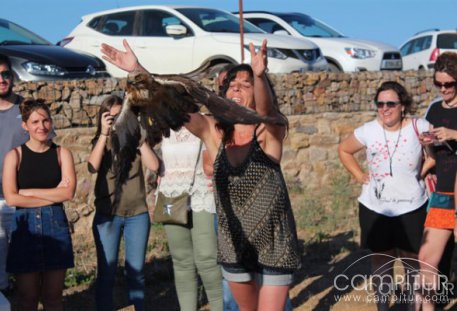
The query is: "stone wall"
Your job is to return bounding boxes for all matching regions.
[14,70,439,233]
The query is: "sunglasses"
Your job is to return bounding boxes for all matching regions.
[0,70,11,80]
[433,80,456,89]
[374,101,401,109]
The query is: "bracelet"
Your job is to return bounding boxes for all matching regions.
[100,133,109,137]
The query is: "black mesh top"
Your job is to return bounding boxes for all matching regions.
[213,130,300,273]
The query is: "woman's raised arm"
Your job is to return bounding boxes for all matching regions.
[101,39,147,73]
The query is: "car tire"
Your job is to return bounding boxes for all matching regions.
[327,63,341,72]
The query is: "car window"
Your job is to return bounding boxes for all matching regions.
[422,35,432,50]
[141,10,189,37]
[88,17,102,30]
[176,8,263,33]
[437,33,457,49]
[277,13,344,38]
[99,11,136,36]
[0,18,50,45]
[400,40,413,56]
[246,18,288,34]
[411,37,426,53]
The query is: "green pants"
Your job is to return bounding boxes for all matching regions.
[164,210,222,311]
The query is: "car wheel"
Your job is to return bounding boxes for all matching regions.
[327,63,341,72]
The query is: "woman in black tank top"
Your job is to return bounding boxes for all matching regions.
[2,99,76,311]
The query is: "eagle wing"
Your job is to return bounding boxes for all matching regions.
[110,72,285,208]
[154,73,286,126]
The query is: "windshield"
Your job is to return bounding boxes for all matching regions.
[277,13,344,38]
[176,8,263,33]
[0,18,50,46]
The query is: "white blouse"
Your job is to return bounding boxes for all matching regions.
[158,127,216,214]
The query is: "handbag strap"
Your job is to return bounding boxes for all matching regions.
[188,140,203,192]
[412,118,420,138]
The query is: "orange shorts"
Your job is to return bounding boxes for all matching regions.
[424,192,455,229]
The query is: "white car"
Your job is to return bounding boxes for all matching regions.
[240,11,402,72]
[59,6,328,77]
[399,29,457,70]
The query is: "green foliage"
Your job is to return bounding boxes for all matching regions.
[65,268,95,288]
[289,166,359,244]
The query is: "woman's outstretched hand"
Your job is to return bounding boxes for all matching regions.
[101,39,139,72]
[249,39,268,77]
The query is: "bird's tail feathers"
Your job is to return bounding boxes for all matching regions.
[111,109,141,208]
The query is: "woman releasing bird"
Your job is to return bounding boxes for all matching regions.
[104,40,285,206]
[101,38,299,310]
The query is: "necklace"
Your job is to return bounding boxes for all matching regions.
[382,120,402,177]
[445,101,457,108]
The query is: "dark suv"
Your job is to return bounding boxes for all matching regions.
[0,18,110,81]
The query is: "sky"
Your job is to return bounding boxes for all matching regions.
[3,0,456,48]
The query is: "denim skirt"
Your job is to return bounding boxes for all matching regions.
[6,204,74,273]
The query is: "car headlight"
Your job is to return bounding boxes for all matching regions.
[245,45,287,60]
[344,47,376,59]
[23,62,67,76]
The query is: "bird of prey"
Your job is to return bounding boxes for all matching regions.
[110,71,284,207]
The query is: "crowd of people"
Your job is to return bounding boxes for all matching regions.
[0,39,457,311]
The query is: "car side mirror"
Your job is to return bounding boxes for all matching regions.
[165,25,188,37]
[273,30,289,36]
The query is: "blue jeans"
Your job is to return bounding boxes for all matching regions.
[92,212,150,311]
[0,200,14,289]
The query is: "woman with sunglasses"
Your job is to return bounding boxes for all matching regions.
[339,81,431,310]
[417,52,457,311]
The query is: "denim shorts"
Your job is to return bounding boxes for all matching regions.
[222,265,293,286]
[7,204,74,273]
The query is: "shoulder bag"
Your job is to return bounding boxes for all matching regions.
[153,141,202,225]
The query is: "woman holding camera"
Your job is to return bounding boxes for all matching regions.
[339,81,431,310]
[88,95,160,311]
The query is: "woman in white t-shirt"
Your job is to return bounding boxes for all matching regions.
[338,81,432,310]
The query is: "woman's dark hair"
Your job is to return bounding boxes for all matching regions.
[217,64,288,144]
[375,81,413,114]
[434,52,457,81]
[0,54,12,72]
[92,95,123,144]
[19,98,51,122]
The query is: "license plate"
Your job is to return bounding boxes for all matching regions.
[382,59,402,69]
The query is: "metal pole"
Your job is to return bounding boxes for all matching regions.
[239,0,245,62]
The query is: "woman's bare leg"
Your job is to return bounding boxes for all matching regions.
[228,280,258,311]
[257,284,289,311]
[418,228,453,311]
